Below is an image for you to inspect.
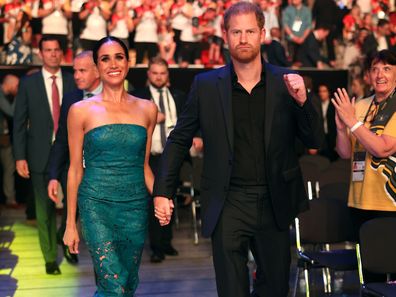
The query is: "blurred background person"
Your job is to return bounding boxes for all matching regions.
[13,36,75,275]
[313,83,338,160]
[79,0,110,51]
[0,74,18,208]
[4,10,32,65]
[108,0,134,50]
[333,49,396,282]
[296,24,331,69]
[47,51,101,265]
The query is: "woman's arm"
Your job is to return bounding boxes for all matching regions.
[333,88,396,158]
[63,103,85,254]
[143,101,158,195]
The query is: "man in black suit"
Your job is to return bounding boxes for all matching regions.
[312,84,338,160]
[134,56,203,263]
[13,36,76,274]
[265,27,291,67]
[296,25,330,68]
[47,51,101,264]
[153,2,321,297]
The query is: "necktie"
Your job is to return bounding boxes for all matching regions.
[51,75,60,134]
[85,92,94,98]
[157,88,167,148]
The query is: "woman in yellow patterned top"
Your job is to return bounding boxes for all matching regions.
[332,49,396,281]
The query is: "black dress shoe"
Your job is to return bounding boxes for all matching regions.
[150,252,165,263]
[45,262,61,275]
[63,244,79,264]
[163,246,178,256]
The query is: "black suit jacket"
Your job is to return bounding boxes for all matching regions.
[13,69,75,174]
[312,96,337,157]
[153,63,322,237]
[297,32,326,67]
[133,86,187,116]
[265,40,291,67]
[48,89,84,180]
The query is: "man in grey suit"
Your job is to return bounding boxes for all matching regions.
[13,36,75,275]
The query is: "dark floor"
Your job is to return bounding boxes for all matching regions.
[0,203,360,297]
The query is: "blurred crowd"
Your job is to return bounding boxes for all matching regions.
[0,0,394,73]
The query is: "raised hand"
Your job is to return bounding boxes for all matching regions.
[283,74,307,106]
[331,88,357,129]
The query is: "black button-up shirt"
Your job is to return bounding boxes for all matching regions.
[230,63,267,186]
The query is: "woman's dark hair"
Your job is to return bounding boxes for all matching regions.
[93,36,129,65]
[16,11,30,37]
[369,49,396,68]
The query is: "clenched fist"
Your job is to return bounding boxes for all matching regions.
[283,74,307,106]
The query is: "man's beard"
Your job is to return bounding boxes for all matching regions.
[230,46,260,63]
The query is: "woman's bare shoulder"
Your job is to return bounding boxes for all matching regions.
[128,95,157,113]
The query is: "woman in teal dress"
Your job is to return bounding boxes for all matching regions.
[63,36,160,296]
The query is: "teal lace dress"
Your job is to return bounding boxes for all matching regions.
[78,124,149,297]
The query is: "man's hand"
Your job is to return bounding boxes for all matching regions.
[154,196,174,226]
[192,137,203,153]
[283,74,307,106]
[48,179,60,203]
[157,112,166,124]
[16,160,30,178]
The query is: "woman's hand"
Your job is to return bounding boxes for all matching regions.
[331,88,357,129]
[64,226,80,254]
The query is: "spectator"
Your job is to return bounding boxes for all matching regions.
[350,76,369,100]
[256,0,279,44]
[333,49,396,282]
[108,0,134,49]
[170,0,190,63]
[158,20,176,64]
[133,0,161,64]
[265,27,291,67]
[79,0,110,51]
[5,10,32,65]
[282,0,312,61]
[362,18,391,58]
[296,24,331,68]
[312,0,341,64]
[313,84,338,160]
[0,75,18,207]
[179,0,204,67]
[38,0,72,55]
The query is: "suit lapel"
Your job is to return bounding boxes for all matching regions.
[217,65,234,151]
[264,63,276,151]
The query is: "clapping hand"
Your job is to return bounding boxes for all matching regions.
[331,88,357,129]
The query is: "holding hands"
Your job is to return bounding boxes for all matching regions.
[154,197,174,226]
[283,74,307,106]
[331,88,357,130]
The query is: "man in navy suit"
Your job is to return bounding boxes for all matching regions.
[134,56,203,263]
[47,50,101,264]
[153,2,321,296]
[13,36,76,274]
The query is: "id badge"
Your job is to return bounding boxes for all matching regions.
[292,19,302,32]
[352,151,366,182]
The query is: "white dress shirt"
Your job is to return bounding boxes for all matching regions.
[149,84,177,154]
